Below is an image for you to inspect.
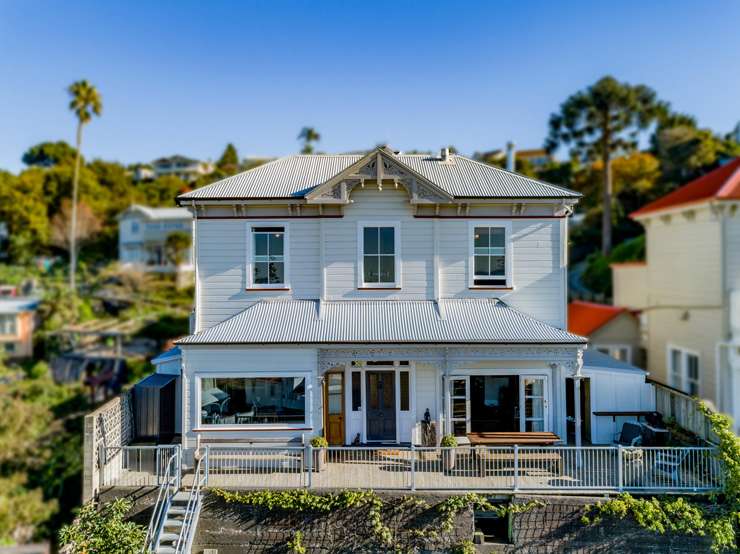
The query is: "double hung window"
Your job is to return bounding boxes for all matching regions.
[250,226,287,287]
[470,222,511,288]
[359,223,400,288]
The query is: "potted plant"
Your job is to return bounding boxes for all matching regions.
[310,436,328,471]
[441,434,457,471]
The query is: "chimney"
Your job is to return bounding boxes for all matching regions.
[506,141,516,172]
[440,147,450,163]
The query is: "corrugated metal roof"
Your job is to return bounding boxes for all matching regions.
[119,205,192,220]
[177,299,586,345]
[583,350,645,374]
[0,297,39,314]
[178,151,580,201]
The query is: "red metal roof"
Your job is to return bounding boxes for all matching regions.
[568,301,627,336]
[631,157,740,218]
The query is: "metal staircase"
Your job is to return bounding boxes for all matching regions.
[152,449,207,554]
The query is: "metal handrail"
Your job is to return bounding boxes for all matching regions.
[142,446,180,553]
[174,447,208,553]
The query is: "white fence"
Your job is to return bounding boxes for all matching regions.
[652,380,719,444]
[100,445,180,488]
[193,445,722,494]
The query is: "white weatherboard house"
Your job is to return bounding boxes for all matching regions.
[118,205,193,272]
[167,146,653,457]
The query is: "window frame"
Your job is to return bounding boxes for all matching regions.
[357,221,402,289]
[593,344,632,364]
[468,221,513,289]
[0,313,17,337]
[667,344,700,396]
[246,222,291,290]
[194,372,311,431]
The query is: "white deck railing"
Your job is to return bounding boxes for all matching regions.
[100,445,180,488]
[191,445,723,494]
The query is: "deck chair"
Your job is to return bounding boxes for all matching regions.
[654,449,690,482]
[614,422,643,446]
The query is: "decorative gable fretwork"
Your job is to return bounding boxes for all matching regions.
[305,148,454,205]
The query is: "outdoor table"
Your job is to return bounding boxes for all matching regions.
[467,432,560,446]
[467,432,562,477]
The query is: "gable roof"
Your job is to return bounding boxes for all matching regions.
[568,301,630,336]
[631,157,740,218]
[582,350,645,374]
[177,147,581,202]
[177,299,586,345]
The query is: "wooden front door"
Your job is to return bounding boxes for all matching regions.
[324,372,345,445]
[366,371,396,441]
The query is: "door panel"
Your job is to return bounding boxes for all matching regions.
[520,376,548,432]
[366,371,396,441]
[325,372,344,445]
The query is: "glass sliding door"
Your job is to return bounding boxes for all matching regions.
[520,376,548,432]
[448,377,470,438]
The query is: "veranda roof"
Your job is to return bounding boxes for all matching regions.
[177,299,586,346]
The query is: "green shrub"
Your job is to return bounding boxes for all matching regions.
[310,436,328,448]
[58,498,146,554]
[440,434,458,447]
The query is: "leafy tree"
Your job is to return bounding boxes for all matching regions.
[217,143,239,174]
[22,141,78,167]
[652,122,740,189]
[67,79,102,295]
[165,230,192,266]
[298,127,321,154]
[50,200,102,255]
[581,235,646,297]
[546,76,666,254]
[140,175,190,206]
[0,169,49,261]
[0,473,56,545]
[59,498,146,554]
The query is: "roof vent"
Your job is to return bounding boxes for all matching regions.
[440,147,451,163]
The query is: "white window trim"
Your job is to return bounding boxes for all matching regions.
[467,221,514,289]
[246,221,291,289]
[667,344,700,396]
[194,371,311,431]
[356,221,402,289]
[593,344,633,364]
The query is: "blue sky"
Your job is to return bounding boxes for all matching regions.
[1,0,739,173]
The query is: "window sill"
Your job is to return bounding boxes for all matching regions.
[468,287,514,291]
[245,287,291,292]
[357,287,402,290]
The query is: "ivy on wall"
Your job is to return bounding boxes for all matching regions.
[214,489,542,552]
[583,401,740,552]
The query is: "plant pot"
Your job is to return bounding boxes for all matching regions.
[443,448,456,471]
[313,448,327,472]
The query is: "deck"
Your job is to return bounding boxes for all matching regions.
[99,445,723,494]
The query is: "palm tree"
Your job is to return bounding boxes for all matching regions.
[297,127,321,154]
[67,80,102,293]
[546,76,666,254]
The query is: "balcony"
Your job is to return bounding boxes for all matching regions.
[99,444,722,495]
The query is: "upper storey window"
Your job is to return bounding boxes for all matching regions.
[358,222,401,288]
[469,222,512,288]
[250,226,288,288]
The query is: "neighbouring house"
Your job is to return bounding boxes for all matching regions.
[118,205,193,272]
[483,144,553,170]
[150,155,214,182]
[0,296,39,358]
[613,157,740,427]
[568,300,642,366]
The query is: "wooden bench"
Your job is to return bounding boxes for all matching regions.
[471,447,562,477]
[467,432,560,446]
[467,432,562,477]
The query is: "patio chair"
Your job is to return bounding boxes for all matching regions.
[614,422,643,446]
[654,449,690,482]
